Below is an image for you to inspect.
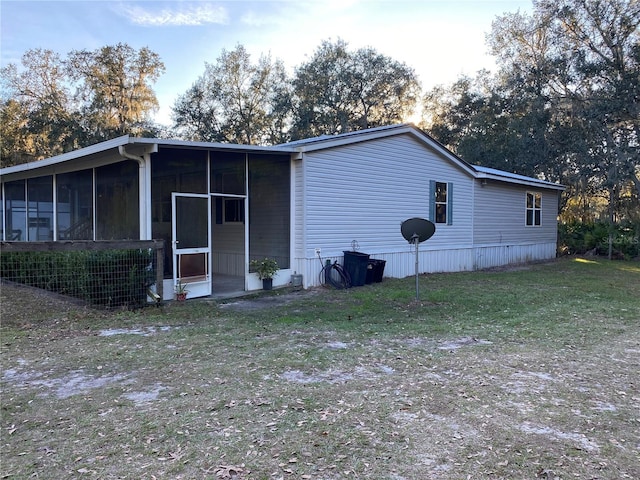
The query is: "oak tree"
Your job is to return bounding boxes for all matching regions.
[291,39,421,139]
[173,45,291,145]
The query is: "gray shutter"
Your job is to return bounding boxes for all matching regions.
[447,182,453,225]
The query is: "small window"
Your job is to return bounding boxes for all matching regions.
[526,192,541,226]
[435,182,447,224]
[224,198,244,223]
[430,180,453,225]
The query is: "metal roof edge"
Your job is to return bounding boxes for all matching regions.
[475,166,566,190]
[132,137,296,153]
[282,123,415,150]
[0,135,131,175]
[408,126,478,176]
[0,136,297,176]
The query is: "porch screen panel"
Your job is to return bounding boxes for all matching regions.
[27,176,53,241]
[96,161,139,240]
[57,169,93,240]
[210,152,246,194]
[248,154,290,269]
[4,180,26,241]
[151,148,208,278]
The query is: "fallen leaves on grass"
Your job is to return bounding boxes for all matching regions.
[215,464,248,478]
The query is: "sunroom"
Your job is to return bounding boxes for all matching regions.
[1,137,294,300]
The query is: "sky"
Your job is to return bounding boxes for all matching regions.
[1,0,533,126]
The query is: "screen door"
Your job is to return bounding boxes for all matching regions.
[171,193,211,298]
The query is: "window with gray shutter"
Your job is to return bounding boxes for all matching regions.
[430,180,452,225]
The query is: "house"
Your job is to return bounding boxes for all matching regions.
[0,124,564,300]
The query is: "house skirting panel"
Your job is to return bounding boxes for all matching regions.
[472,243,557,270]
[297,243,557,288]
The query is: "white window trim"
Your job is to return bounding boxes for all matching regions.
[526,192,542,227]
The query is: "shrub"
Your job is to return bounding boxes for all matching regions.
[558,221,640,259]
[0,249,155,308]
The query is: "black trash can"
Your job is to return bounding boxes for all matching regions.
[370,259,386,283]
[365,261,375,284]
[343,251,370,287]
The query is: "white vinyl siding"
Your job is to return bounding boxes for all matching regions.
[298,134,473,259]
[473,181,558,245]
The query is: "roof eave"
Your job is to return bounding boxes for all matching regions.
[138,137,296,153]
[0,135,132,176]
[476,171,566,190]
[289,124,416,151]
[0,136,298,177]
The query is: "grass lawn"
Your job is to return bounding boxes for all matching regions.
[1,257,639,479]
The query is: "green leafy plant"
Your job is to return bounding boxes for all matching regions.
[174,280,189,295]
[250,257,279,280]
[0,249,154,308]
[558,221,640,259]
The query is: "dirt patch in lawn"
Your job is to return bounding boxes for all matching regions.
[217,287,324,311]
[4,324,638,479]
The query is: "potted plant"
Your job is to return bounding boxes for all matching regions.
[250,257,279,290]
[175,280,189,301]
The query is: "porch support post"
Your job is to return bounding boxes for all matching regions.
[118,144,156,240]
[140,156,153,240]
[244,152,250,291]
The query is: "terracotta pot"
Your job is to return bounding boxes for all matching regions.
[176,292,187,301]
